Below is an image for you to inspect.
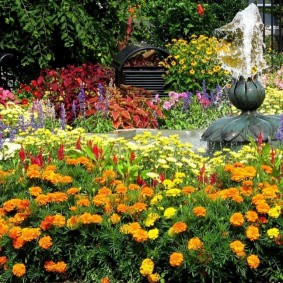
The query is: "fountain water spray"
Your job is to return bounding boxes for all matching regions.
[216,3,267,78]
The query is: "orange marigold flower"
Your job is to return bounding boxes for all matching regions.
[252,194,265,205]
[147,273,160,283]
[230,212,244,227]
[234,162,245,167]
[132,229,148,242]
[101,277,110,283]
[29,186,42,197]
[110,213,121,224]
[245,211,258,222]
[246,225,260,241]
[0,256,8,266]
[116,204,129,213]
[188,237,203,251]
[115,184,127,194]
[93,194,109,206]
[91,214,103,224]
[224,164,234,172]
[13,237,26,249]
[131,202,147,213]
[169,252,184,267]
[255,201,270,214]
[230,240,245,257]
[55,261,67,273]
[53,214,66,227]
[240,185,253,196]
[247,254,260,269]
[66,187,80,195]
[79,212,94,224]
[39,236,53,249]
[40,215,55,231]
[242,180,253,187]
[12,263,26,277]
[262,185,279,199]
[21,227,41,241]
[69,206,77,211]
[35,194,49,206]
[261,164,273,174]
[171,222,187,234]
[141,186,154,197]
[182,186,196,194]
[48,192,68,203]
[193,206,206,217]
[8,226,22,239]
[128,184,140,190]
[67,216,79,229]
[98,187,112,196]
[102,169,117,180]
[26,169,41,178]
[77,198,90,207]
[44,260,67,273]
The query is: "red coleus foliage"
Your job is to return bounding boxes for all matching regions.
[86,84,164,129]
[18,63,114,122]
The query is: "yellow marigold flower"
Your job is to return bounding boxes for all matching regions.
[29,186,42,197]
[150,194,163,205]
[140,258,154,276]
[245,211,258,222]
[165,188,181,197]
[147,228,159,240]
[109,213,121,224]
[163,207,177,219]
[162,179,175,189]
[39,236,53,249]
[175,172,185,178]
[267,228,280,239]
[171,221,187,234]
[247,254,260,269]
[169,252,184,267]
[187,237,203,251]
[268,205,281,218]
[147,273,160,283]
[193,206,206,217]
[12,263,26,277]
[230,212,244,227]
[189,69,195,75]
[144,213,160,227]
[246,225,260,241]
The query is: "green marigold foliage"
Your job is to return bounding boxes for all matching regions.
[161,35,231,92]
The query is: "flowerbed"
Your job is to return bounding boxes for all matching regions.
[0,130,283,282]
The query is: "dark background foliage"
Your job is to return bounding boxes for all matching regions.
[0,0,247,82]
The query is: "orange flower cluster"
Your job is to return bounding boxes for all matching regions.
[41,165,73,184]
[252,194,271,214]
[120,222,148,242]
[38,235,53,249]
[224,163,256,182]
[66,156,94,172]
[12,263,26,277]
[0,255,8,268]
[187,237,203,251]
[230,212,244,227]
[230,240,245,257]
[8,227,41,249]
[169,252,184,267]
[78,212,103,225]
[44,260,67,273]
[171,221,187,234]
[246,225,260,241]
[40,214,66,231]
[26,164,41,178]
[35,192,68,206]
[193,206,207,217]
[247,254,260,269]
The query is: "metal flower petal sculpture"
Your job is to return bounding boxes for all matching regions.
[202,76,280,144]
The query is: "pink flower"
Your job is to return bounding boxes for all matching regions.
[163,101,172,110]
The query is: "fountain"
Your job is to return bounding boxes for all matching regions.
[202,3,280,150]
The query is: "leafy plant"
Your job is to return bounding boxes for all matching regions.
[160,35,231,92]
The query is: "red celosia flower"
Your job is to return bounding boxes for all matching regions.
[76,137,82,150]
[57,144,64,160]
[19,147,26,163]
[130,151,135,163]
[197,3,205,16]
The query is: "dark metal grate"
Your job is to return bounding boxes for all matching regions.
[0,53,19,90]
[112,43,169,95]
